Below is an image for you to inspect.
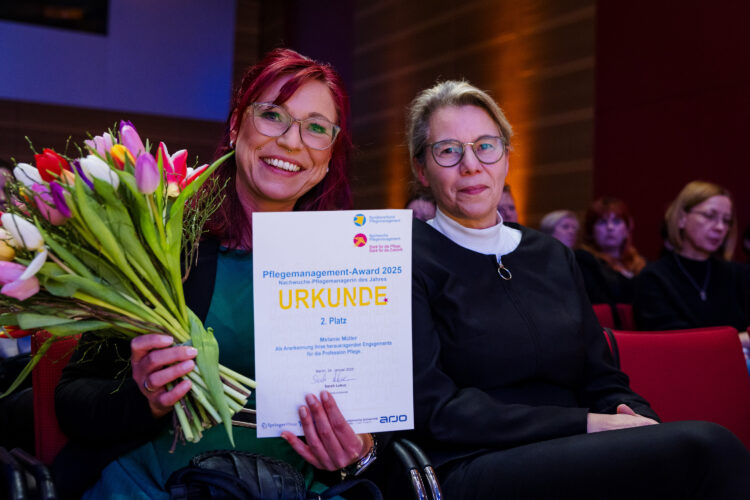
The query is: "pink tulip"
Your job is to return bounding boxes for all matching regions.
[0,261,26,284]
[157,142,187,197]
[84,133,115,158]
[182,164,209,188]
[0,260,41,301]
[1,276,40,301]
[120,121,146,158]
[32,183,69,225]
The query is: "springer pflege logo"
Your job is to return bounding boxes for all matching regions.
[353,214,366,226]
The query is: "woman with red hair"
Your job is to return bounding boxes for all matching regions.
[575,197,646,306]
[54,49,373,499]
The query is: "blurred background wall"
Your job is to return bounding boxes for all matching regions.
[1,0,748,259]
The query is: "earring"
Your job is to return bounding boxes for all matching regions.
[326,167,330,174]
[229,139,235,149]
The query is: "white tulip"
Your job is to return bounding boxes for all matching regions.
[20,248,48,280]
[79,154,119,189]
[13,163,43,187]
[0,214,44,250]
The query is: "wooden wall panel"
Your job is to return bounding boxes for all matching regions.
[351,0,596,224]
[0,99,224,169]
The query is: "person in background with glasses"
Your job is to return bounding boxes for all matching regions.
[54,49,377,499]
[634,181,750,342]
[575,197,646,311]
[405,80,750,499]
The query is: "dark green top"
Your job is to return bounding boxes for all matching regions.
[83,250,315,499]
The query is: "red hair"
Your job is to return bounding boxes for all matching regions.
[582,197,646,275]
[206,48,352,248]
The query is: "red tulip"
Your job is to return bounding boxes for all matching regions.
[35,148,70,182]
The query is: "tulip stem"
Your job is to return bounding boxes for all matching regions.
[47,251,76,275]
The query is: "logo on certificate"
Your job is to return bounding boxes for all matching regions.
[353,214,366,226]
[353,233,367,247]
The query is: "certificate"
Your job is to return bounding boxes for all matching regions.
[252,210,413,437]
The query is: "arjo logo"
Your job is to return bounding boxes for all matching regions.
[379,414,408,424]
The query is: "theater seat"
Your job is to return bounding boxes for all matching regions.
[592,304,615,328]
[31,332,79,465]
[611,326,750,450]
[614,303,636,330]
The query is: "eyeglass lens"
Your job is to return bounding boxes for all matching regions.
[692,210,732,226]
[252,103,339,150]
[431,136,504,167]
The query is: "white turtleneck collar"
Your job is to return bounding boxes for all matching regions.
[426,207,522,261]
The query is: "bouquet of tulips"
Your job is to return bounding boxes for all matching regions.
[0,121,254,446]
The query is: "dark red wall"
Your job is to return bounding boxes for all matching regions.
[595,0,750,259]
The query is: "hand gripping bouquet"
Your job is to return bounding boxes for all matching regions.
[0,121,255,446]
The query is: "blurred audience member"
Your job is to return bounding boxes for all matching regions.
[540,210,579,248]
[406,195,437,221]
[634,181,749,334]
[498,183,518,223]
[575,197,646,305]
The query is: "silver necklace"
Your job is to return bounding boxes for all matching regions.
[497,256,512,280]
[673,253,710,301]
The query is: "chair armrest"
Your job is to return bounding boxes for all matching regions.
[0,447,28,500]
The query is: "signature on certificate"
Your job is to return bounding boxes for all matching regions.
[311,368,357,384]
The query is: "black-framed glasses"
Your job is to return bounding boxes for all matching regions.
[689,210,733,227]
[250,102,340,151]
[426,135,507,167]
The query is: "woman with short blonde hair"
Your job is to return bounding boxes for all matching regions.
[407,80,750,499]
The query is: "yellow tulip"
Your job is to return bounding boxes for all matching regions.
[110,144,135,170]
[0,240,15,261]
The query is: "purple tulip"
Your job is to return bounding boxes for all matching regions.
[49,181,71,218]
[120,120,146,159]
[32,183,69,225]
[73,160,94,190]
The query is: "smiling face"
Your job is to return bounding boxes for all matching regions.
[552,216,579,248]
[415,105,508,229]
[230,76,337,213]
[678,195,733,260]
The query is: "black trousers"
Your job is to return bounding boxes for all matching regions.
[439,421,750,499]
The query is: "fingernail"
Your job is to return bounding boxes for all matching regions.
[186,347,198,356]
[180,360,195,371]
[305,394,316,406]
[160,335,174,343]
[299,406,308,418]
[321,390,329,402]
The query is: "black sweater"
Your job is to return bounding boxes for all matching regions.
[633,252,750,331]
[410,220,656,467]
